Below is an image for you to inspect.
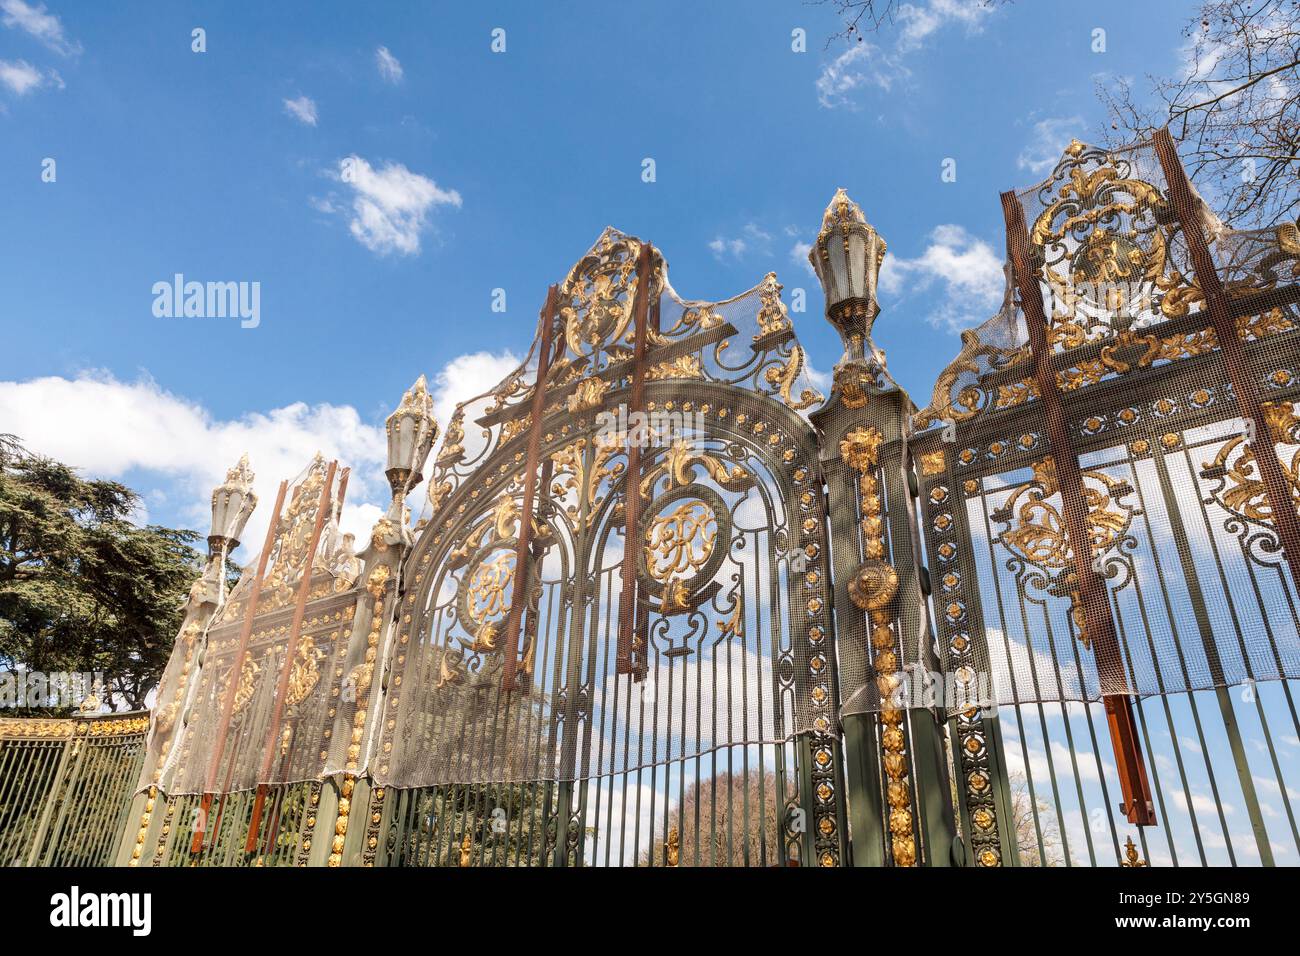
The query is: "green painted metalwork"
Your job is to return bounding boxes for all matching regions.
[0,712,148,867]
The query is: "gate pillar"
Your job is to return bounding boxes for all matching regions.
[810,190,960,866]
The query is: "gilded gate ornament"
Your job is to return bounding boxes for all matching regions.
[285,636,326,708]
[261,455,333,612]
[839,425,883,471]
[998,457,1133,568]
[638,439,754,497]
[222,656,262,716]
[839,421,913,866]
[756,272,793,339]
[550,437,623,515]
[1120,835,1148,867]
[995,457,1135,649]
[558,227,646,367]
[645,499,718,614]
[639,485,730,616]
[848,560,899,611]
[1202,400,1300,530]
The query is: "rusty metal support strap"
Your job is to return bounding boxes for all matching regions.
[200,478,289,806]
[503,285,559,691]
[246,460,338,851]
[1001,191,1155,826]
[1153,128,1300,588]
[618,243,653,676]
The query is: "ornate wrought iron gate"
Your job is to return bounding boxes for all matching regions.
[17,128,1288,869]
[368,230,851,866]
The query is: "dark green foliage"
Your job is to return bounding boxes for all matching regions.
[0,434,210,712]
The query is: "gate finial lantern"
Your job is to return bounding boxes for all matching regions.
[386,374,439,503]
[811,189,892,401]
[810,188,886,341]
[209,453,256,554]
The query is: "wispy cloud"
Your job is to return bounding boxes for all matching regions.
[325,154,462,256]
[376,45,403,84]
[897,0,993,53]
[708,222,772,261]
[282,94,318,126]
[0,57,61,95]
[816,43,905,107]
[1017,115,1085,175]
[0,0,80,56]
[430,350,519,428]
[878,223,1005,332]
[816,0,995,108]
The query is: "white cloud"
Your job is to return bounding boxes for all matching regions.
[816,0,995,108]
[1017,115,1085,175]
[816,43,905,107]
[429,350,520,428]
[282,94,318,126]
[878,223,1005,332]
[709,236,746,259]
[707,222,772,262]
[789,239,815,278]
[0,0,80,56]
[0,57,61,95]
[330,154,462,256]
[0,370,389,558]
[375,46,403,83]
[0,351,525,560]
[897,0,993,53]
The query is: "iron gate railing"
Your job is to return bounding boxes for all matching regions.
[0,711,148,866]
[911,132,1300,866]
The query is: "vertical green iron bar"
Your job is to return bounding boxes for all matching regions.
[1147,432,1274,863]
[18,739,67,866]
[1250,688,1300,855]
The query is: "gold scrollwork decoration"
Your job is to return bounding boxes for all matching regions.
[285,635,326,708]
[639,439,754,498]
[1203,401,1300,525]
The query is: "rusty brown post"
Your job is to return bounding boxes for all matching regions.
[1001,191,1156,826]
[1153,128,1300,588]
[502,286,559,691]
[192,478,289,853]
[617,243,653,675]
[245,460,338,851]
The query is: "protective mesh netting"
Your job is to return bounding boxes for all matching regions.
[148,457,363,795]
[366,228,837,790]
[912,135,1300,711]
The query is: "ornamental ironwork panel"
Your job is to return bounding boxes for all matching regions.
[913,135,1300,866]
[370,230,847,866]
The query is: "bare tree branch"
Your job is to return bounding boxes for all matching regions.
[1101,0,1300,228]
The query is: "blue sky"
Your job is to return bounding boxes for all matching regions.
[0,0,1195,540]
[6,1,1296,867]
